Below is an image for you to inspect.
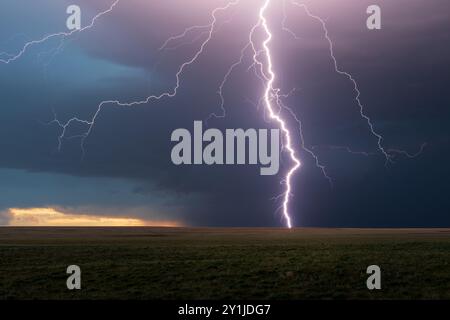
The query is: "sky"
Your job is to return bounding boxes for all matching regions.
[0,0,449,227]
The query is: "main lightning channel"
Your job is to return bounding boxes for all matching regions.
[50,0,302,228]
[42,0,421,229]
[253,0,301,228]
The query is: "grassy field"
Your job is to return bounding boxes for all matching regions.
[0,227,449,300]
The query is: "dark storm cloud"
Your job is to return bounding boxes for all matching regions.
[0,0,449,226]
[0,168,196,223]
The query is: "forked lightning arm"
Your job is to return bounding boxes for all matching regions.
[0,0,121,64]
[290,1,392,163]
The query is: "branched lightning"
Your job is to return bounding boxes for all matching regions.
[52,0,241,156]
[276,94,333,187]
[0,0,121,65]
[388,143,427,159]
[313,142,427,160]
[314,145,374,157]
[290,1,392,164]
[159,10,237,52]
[208,42,252,121]
[55,0,299,228]
[159,25,212,51]
[3,0,424,228]
[281,0,302,41]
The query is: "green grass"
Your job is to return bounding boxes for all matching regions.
[0,227,449,300]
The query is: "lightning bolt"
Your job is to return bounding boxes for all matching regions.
[249,0,300,228]
[0,0,120,65]
[207,42,251,121]
[313,145,375,157]
[47,0,299,228]
[276,95,333,187]
[159,9,237,52]
[159,25,212,51]
[388,143,427,159]
[289,1,392,164]
[51,0,241,156]
[13,0,421,228]
[313,142,427,160]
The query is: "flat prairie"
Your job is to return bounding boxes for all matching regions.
[0,227,449,300]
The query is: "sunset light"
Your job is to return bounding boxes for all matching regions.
[6,207,181,227]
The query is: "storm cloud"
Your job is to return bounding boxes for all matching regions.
[0,0,449,226]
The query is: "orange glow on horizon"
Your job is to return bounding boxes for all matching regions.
[6,207,182,227]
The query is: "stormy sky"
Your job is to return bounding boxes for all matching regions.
[0,0,449,227]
